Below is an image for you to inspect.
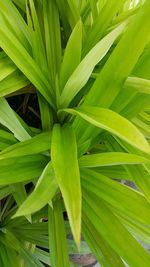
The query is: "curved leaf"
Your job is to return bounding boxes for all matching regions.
[14,163,58,217]
[62,106,150,153]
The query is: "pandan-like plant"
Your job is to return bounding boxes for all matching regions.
[0,0,150,266]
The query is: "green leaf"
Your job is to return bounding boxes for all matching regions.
[0,244,20,267]
[55,0,71,36]
[51,124,81,247]
[83,191,150,267]
[62,106,150,153]
[94,165,131,181]
[34,248,50,266]
[21,248,45,267]
[59,22,126,107]
[0,0,30,49]
[79,152,150,167]
[0,69,29,98]
[93,75,150,115]
[101,132,150,203]
[11,183,30,221]
[48,199,70,267]
[38,95,53,131]
[0,154,48,185]
[66,0,80,29]
[12,0,26,11]
[121,94,150,120]
[82,214,126,267]
[0,186,12,200]
[125,76,150,95]
[0,98,30,141]
[83,0,125,55]
[81,168,150,227]
[116,211,150,247]
[113,48,150,118]
[0,132,51,159]
[132,116,150,134]
[0,129,17,150]
[89,0,98,21]
[43,0,62,85]
[0,53,17,82]
[26,0,48,77]
[0,11,55,108]
[14,162,58,217]
[126,164,150,203]
[0,229,20,252]
[59,20,82,92]
[85,0,150,108]
[26,0,54,131]
[133,47,150,79]
[10,221,49,249]
[74,0,150,143]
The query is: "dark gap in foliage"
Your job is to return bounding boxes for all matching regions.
[8,94,41,128]
[25,182,35,194]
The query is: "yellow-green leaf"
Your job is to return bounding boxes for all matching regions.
[14,162,58,217]
[79,152,150,167]
[51,124,81,248]
[62,106,150,154]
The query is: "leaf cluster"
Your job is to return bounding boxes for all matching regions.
[0,1,150,266]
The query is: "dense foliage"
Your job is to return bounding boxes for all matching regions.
[0,0,150,266]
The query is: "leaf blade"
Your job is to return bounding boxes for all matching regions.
[59,22,126,107]
[0,98,30,141]
[62,106,150,153]
[59,20,82,92]
[0,132,51,159]
[79,152,150,167]
[83,190,150,267]
[48,199,70,267]
[14,163,58,217]
[51,124,81,247]
[0,155,48,185]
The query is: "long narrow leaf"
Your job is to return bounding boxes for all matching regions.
[0,13,55,108]
[79,152,149,167]
[43,0,61,85]
[74,0,150,143]
[62,106,150,153]
[0,155,48,185]
[83,191,150,267]
[51,124,81,247]
[81,168,150,227]
[59,20,82,92]
[0,132,51,159]
[82,213,126,267]
[14,163,58,217]
[48,199,70,267]
[59,23,126,107]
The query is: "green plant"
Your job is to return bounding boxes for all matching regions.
[0,0,150,266]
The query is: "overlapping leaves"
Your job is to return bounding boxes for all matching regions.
[0,1,150,267]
